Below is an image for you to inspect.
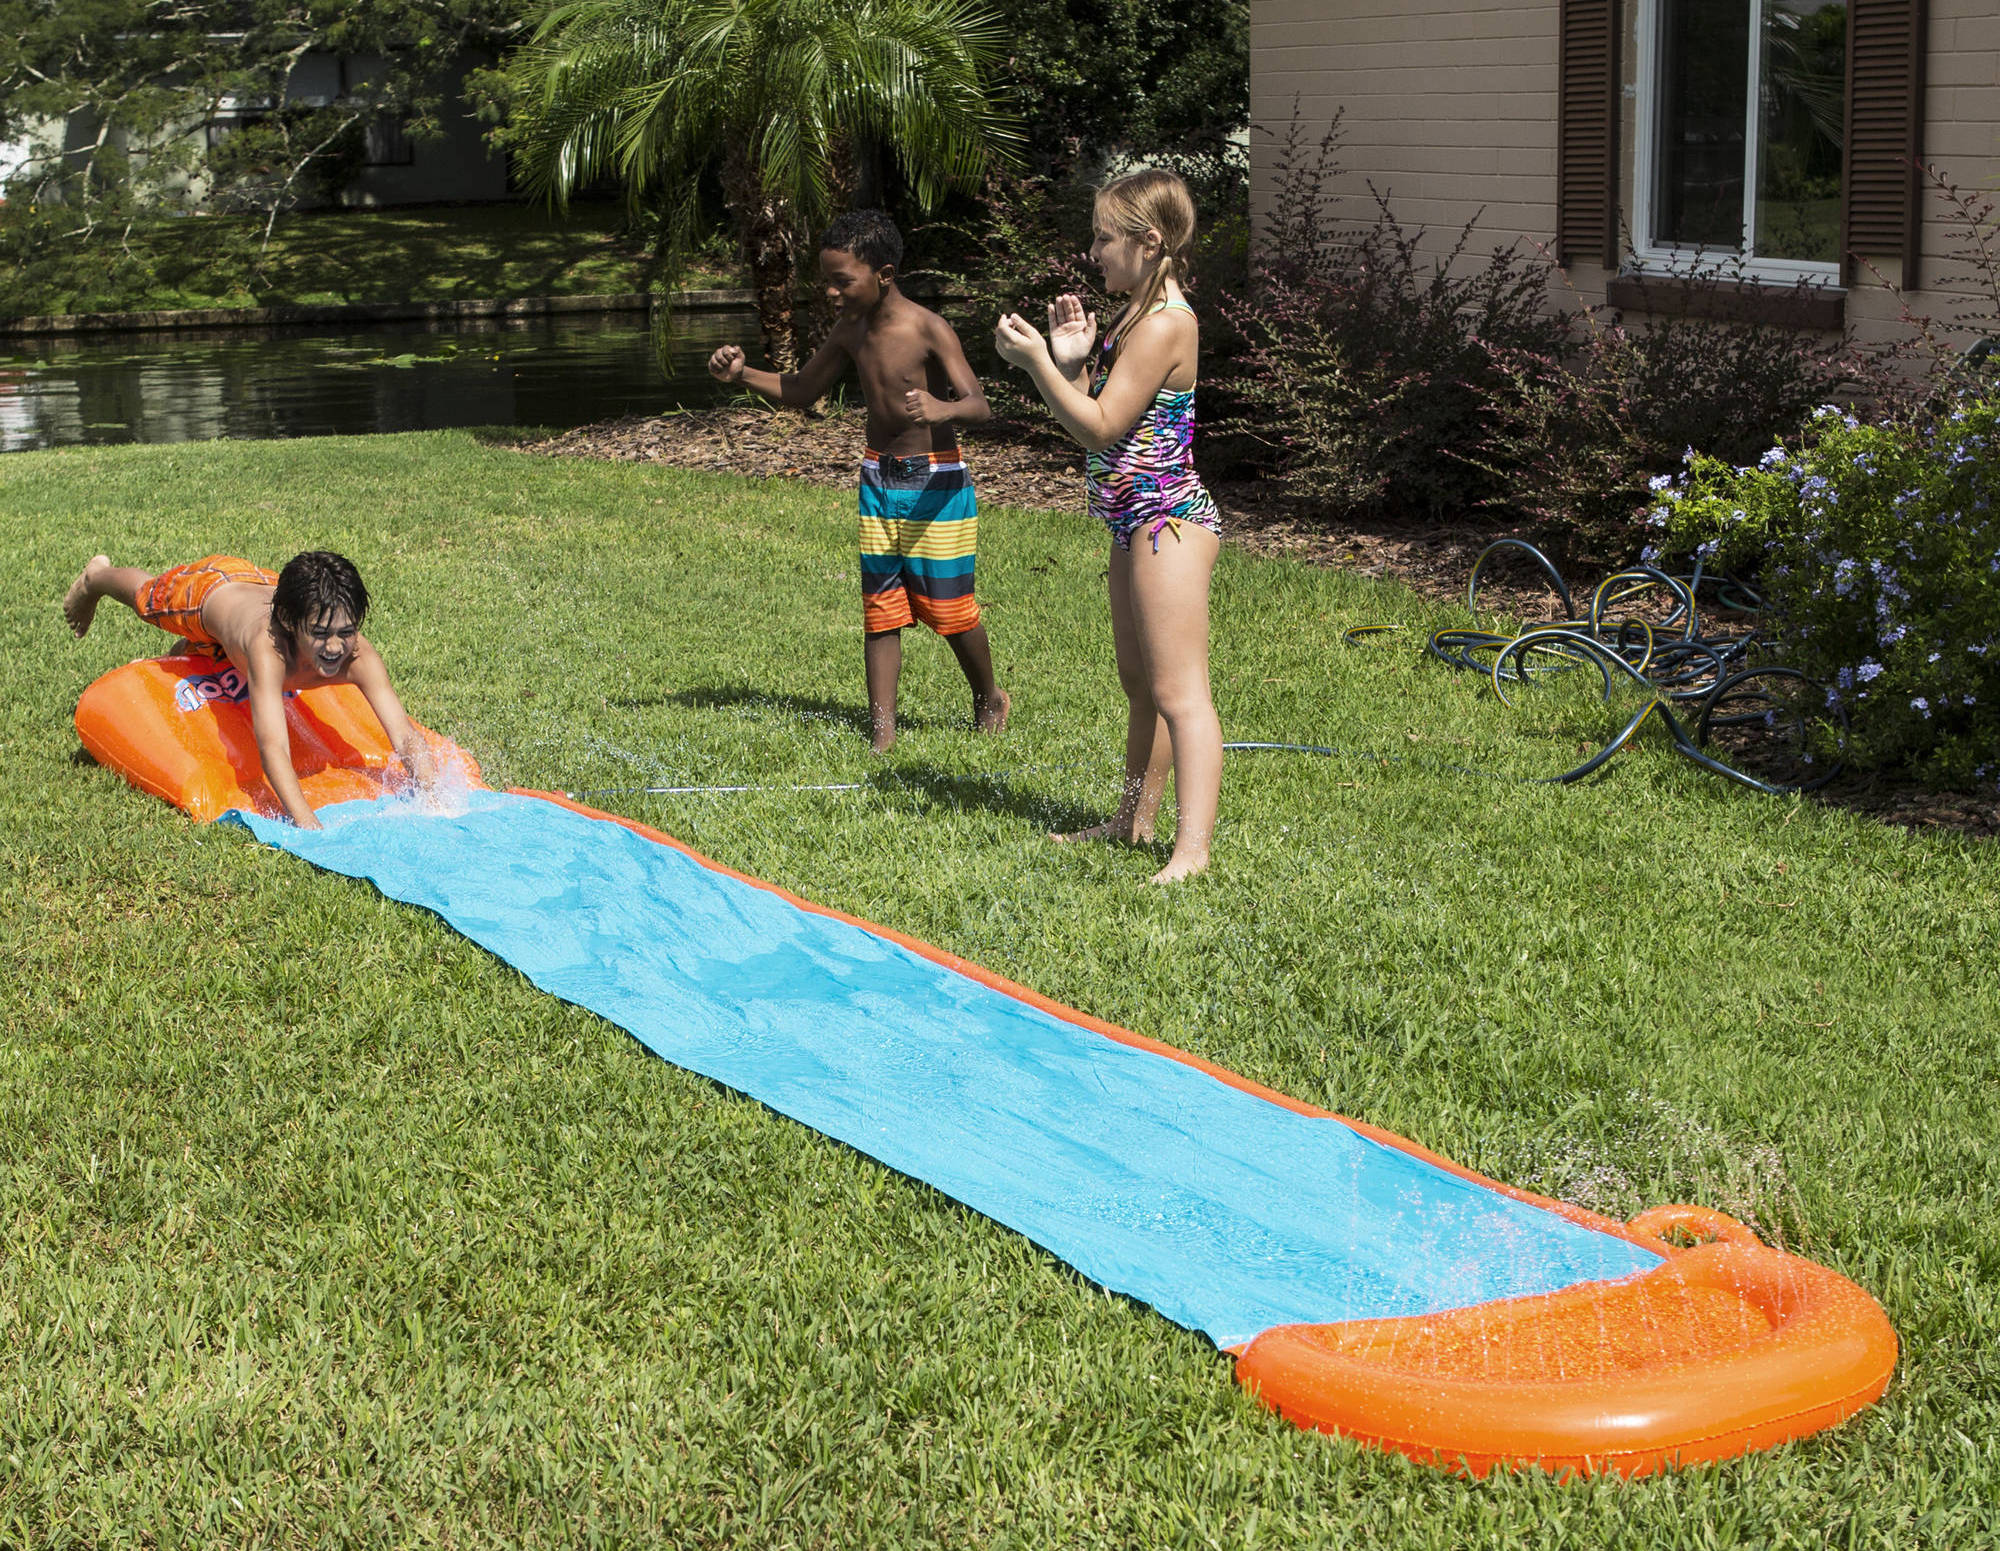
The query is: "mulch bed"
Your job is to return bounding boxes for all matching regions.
[517,408,2000,842]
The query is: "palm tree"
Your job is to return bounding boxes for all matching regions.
[506,0,1016,369]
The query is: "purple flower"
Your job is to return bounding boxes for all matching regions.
[1759,447,1789,470]
[1857,659,1885,683]
[1912,697,1931,717]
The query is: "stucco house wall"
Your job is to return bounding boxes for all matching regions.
[1248,0,1999,350]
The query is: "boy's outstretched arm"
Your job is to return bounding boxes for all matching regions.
[246,662,322,830]
[903,318,991,426]
[708,339,849,409]
[347,640,437,790]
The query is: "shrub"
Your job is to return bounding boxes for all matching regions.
[1222,111,1908,545]
[1652,399,2000,788]
[1217,114,1569,519]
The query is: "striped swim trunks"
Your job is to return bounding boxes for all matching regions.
[858,449,980,636]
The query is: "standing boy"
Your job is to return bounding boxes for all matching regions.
[709,209,1008,753]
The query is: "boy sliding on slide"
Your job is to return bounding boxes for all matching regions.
[63,551,434,830]
[709,209,1008,753]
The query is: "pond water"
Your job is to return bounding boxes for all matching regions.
[0,307,761,454]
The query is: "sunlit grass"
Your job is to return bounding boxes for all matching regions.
[1,432,1995,1545]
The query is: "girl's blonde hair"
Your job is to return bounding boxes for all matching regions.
[1095,168,1197,347]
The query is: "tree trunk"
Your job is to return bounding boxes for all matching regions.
[721,142,801,372]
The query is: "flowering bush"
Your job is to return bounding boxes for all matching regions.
[1653,400,2000,787]
[1475,277,1875,550]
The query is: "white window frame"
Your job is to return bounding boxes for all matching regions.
[1630,0,1844,285]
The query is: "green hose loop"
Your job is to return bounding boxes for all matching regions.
[1343,540,1844,792]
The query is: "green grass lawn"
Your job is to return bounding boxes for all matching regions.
[3,203,742,318]
[2,432,1996,1546]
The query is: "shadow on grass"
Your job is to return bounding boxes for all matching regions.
[468,424,562,449]
[629,683,939,737]
[878,759,1117,839]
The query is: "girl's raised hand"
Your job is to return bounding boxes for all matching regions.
[993,312,1050,371]
[1046,294,1098,374]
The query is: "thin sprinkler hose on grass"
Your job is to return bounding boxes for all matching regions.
[566,540,1842,802]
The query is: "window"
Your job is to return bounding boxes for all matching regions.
[364,119,415,167]
[1635,0,1848,278]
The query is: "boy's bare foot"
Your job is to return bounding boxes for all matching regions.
[870,725,897,755]
[63,556,111,638]
[1050,816,1153,846]
[975,687,1010,734]
[1149,851,1210,885]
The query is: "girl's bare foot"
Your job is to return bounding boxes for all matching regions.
[62,556,112,637]
[1050,816,1152,845]
[870,729,897,755]
[1149,850,1210,885]
[975,687,1010,734]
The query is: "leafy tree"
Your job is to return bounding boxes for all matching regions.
[502,0,1017,370]
[0,2,534,246]
[984,0,1246,166]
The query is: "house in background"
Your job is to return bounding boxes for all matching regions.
[202,52,509,208]
[8,51,507,211]
[1249,1,1995,347]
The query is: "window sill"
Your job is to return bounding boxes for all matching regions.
[1606,272,1844,331]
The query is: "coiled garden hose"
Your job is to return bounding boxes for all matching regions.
[1342,539,1845,794]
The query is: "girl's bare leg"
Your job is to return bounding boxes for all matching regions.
[1126,526,1221,883]
[63,557,153,638]
[1053,544,1173,844]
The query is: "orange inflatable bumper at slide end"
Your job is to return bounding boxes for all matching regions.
[74,654,1897,1478]
[74,654,473,821]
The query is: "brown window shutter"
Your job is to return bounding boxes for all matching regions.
[1843,0,1928,286]
[1557,0,1621,269]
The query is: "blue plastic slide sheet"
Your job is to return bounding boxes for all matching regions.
[229,791,1661,1349]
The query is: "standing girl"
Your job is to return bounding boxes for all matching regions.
[994,168,1222,883]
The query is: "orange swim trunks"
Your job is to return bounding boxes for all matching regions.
[134,555,278,649]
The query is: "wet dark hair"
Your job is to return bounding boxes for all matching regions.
[820,208,903,272]
[270,551,369,649]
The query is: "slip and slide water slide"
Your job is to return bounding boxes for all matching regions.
[74,655,1898,1478]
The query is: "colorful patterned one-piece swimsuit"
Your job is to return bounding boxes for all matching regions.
[1087,298,1223,552]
